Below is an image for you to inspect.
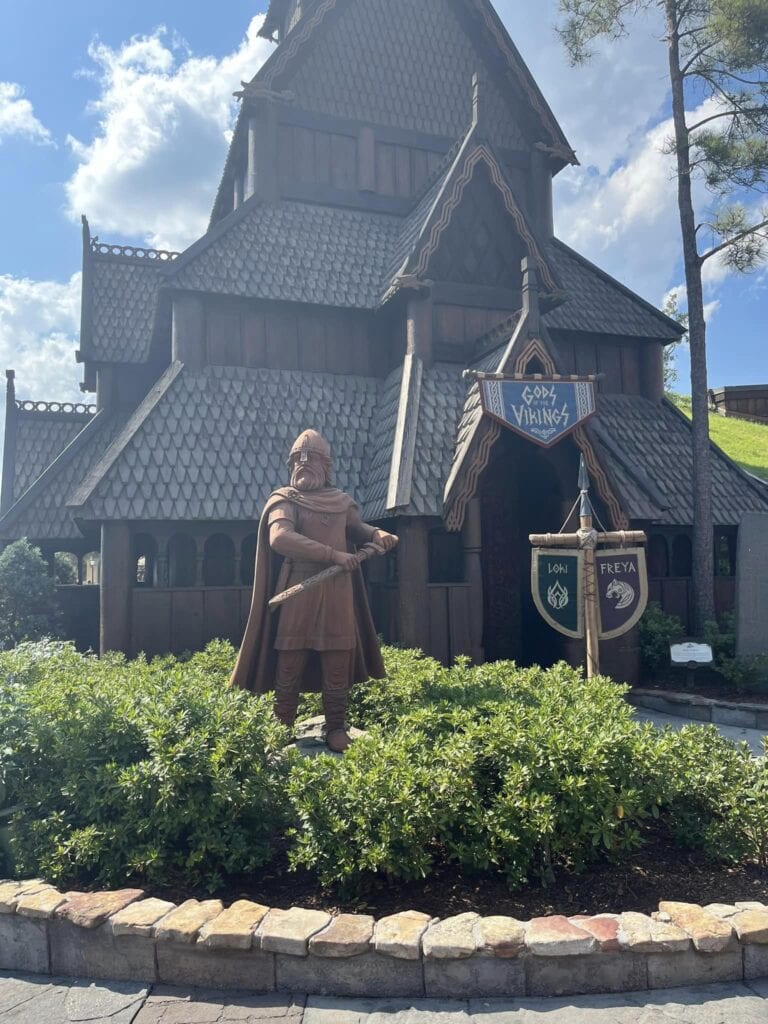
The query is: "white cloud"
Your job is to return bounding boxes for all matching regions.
[64,17,273,252]
[0,273,82,401]
[0,82,52,145]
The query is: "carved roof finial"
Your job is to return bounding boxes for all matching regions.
[5,370,15,402]
[472,71,481,129]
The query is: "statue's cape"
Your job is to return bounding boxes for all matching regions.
[229,488,385,694]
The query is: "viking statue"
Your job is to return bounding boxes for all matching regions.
[230,429,397,752]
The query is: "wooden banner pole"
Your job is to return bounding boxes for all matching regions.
[578,457,601,679]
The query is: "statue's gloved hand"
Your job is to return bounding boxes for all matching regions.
[372,529,399,553]
[332,550,360,572]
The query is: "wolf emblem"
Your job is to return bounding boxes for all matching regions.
[606,579,635,611]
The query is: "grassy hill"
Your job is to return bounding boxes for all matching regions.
[668,394,768,482]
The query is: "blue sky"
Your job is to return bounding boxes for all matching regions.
[0,0,765,433]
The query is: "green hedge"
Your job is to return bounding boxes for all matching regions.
[1,641,765,893]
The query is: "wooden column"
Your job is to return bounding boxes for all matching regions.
[530,148,555,239]
[96,367,117,412]
[358,126,375,192]
[642,342,665,402]
[172,294,205,370]
[246,117,259,200]
[100,522,132,655]
[406,291,433,368]
[195,535,206,588]
[1,370,17,515]
[397,517,430,651]
[233,172,244,211]
[246,101,278,202]
[462,498,485,664]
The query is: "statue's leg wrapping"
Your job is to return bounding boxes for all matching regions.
[320,650,353,752]
[274,649,307,728]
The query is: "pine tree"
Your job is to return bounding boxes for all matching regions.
[558,0,768,630]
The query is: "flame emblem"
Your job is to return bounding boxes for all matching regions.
[547,581,569,610]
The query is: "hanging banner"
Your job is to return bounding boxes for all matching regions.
[596,547,648,640]
[480,379,597,448]
[531,548,584,639]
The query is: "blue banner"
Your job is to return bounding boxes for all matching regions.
[480,379,597,447]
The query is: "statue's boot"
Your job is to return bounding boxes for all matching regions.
[322,650,352,753]
[274,650,306,730]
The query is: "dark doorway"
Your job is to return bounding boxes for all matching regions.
[480,430,576,666]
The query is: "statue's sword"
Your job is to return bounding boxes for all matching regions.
[269,543,383,612]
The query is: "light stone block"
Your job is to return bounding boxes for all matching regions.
[373,910,432,960]
[0,909,50,973]
[619,912,690,953]
[422,912,479,960]
[50,917,156,982]
[155,899,224,943]
[424,954,525,998]
[198,900,269,950]
[110,898,177,937]
[732,909,768,944]
[16,887,68,919]
[309,914,374,958]
[476,917,525,958]
[156,942,275,991]
[58,889,145,929]
[258,907,332,956]
[658,901,735,952]
[525,916,598,956]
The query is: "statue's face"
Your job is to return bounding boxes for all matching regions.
[290,450,328,491]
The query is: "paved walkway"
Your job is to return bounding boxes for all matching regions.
[2,973,768,1024]
[633,707,767,756]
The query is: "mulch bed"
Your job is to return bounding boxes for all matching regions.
[636,676,768,705]
[141,831,768,920]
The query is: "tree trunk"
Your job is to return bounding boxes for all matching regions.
[665,0,716,631]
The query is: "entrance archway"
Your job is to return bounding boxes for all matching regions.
[480,429,578,667]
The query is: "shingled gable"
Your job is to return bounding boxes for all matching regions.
[211,0,576,228]
[255,0,575,163]
[0,410,127,542]
[381,126,562,304]
[67,364,381,523]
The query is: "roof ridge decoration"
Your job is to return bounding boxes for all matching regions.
[90,240,180,264]
[15,400,96,417]
[67,362,185,515]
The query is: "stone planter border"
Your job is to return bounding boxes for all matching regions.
[2,881,768,999]
[629,688,768,731]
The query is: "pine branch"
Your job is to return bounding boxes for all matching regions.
[700,217,768,263]
[688,107,768,132]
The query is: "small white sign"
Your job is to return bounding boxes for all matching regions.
[670,642,713,666]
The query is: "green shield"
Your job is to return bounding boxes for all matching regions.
[531,549,584,639]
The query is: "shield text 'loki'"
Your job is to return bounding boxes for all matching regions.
[531,549,584,639]
[596,547,649,640]
[481,379,597,447]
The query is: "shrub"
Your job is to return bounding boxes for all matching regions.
[0,639,293,890]
[289,655,671,890]
[0,540,62,649]
[639,602,685,675]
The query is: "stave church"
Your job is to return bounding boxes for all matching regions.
[2,0,767,682]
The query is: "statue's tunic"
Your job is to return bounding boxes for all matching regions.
[269,499,374,651]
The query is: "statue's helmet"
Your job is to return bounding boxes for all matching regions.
[289,429,332,465]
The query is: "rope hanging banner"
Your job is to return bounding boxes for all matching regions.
[529,457,648,677]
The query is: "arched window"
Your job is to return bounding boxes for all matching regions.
[428,528,465,584]
[648,534,669,578]
[241,534,257,586]
[133,533,158,587]
[168,534,197,588]
[84,551,100,585]
[714,532,736,577]
[203,534,236,587]
[671,534,693,578]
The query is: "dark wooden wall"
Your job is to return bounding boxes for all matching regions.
[549,331,661,397]
[204,299,388,377]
